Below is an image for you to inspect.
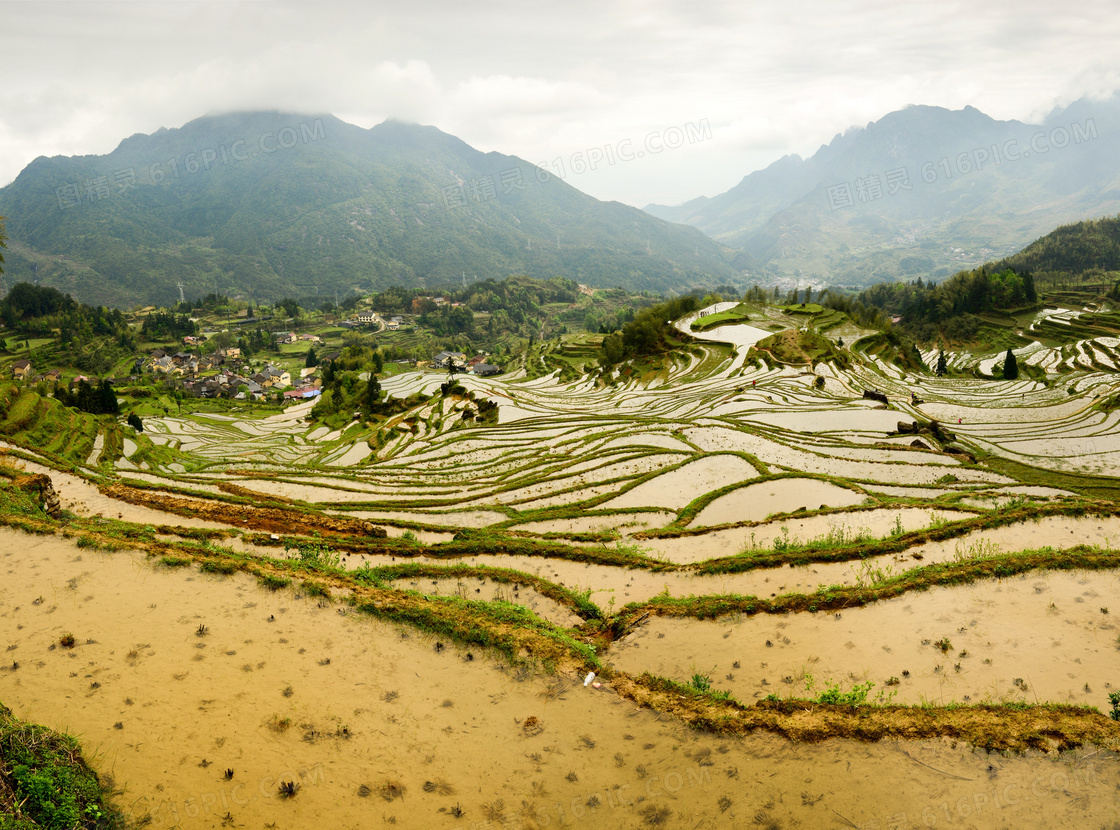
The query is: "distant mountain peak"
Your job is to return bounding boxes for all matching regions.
[644,97,1120,287]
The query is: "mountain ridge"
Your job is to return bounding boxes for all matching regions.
[0,111,735,307]
[645,98,1120,286]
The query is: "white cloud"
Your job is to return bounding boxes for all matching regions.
[0,0,1118,207]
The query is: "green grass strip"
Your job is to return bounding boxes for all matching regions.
[624,544,1120,620]
[353,562,604,620]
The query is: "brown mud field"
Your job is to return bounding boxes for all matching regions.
[609,570,1120,708]
[2,528,1120,829]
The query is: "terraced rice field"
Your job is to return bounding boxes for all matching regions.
[3,304,1120,827]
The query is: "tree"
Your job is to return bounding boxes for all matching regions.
[1002,348,1019,380]
[127,412,144,432]
[0,215,6,277]
[305,346,319,368]
[363,374,382,413]
[97,380,120,416]
[936,348,947,376]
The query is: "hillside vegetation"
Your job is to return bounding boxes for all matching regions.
[0,113,734,307]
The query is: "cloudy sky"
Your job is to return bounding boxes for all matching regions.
[2,0,1119,207]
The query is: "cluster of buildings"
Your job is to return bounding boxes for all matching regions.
[145,346,326,401]
[431,351,500,376]
[415,296,466,312]
[338,311,404,331]
[7,309,511,403]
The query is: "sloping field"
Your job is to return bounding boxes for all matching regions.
[2,306,1120,826]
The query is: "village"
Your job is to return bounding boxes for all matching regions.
[8,302,502,405]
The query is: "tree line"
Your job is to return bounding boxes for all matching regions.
[599,295,699,366]
[852,267,1037,344]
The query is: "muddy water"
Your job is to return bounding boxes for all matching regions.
[6,532,1118,828]
[610,569,1120,711]
[642,508,960,565]
[597,455,758,511]
[358,553,864,612]
[693,478,867,526]
[342,509,508,528]
[509,512,676,536]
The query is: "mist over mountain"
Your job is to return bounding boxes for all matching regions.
[646,97,1120,286]
[0,112,734,307]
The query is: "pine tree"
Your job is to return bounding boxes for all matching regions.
[910,344,925,370]
[936,348,947,376]
[98,380,120,415]
[363,374,381,413]
[1002,348,1019,380]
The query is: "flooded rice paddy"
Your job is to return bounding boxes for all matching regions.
[5,318,1120,826]
[4,499,1118,830]
[610,569,1120,709]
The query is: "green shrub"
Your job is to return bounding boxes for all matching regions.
[0,703,123,829]
[258,573,291,591]
[689,673,712,693]
[200,560,237,576]
[284,541,341,571]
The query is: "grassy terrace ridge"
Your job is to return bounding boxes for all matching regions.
[689,303,754,332]
[609,675,1119,753]
[79,475,1120,576]
[618,544,1120,621]
[688,499,1115,573]
[0,702,128,829]
[352,561,605,620]
[101,482,391,541]
[750,328,852,368]
[982,454,1120,502]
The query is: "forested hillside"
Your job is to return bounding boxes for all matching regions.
[0,113,734,308]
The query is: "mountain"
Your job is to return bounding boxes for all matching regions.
[646,98,1120,286]
[0,112,735,307]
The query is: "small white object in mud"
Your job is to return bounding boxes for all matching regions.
[583,672,596,687]
[592,682,602,689]
[270,534,279,540]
